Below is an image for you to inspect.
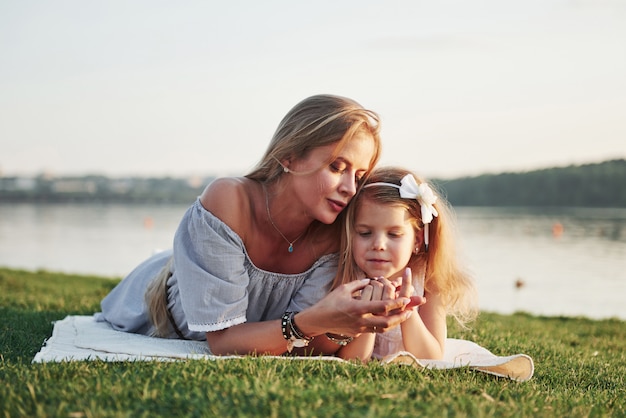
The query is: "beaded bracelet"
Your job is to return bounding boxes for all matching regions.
[325,332,354,346]
[281,311,293,340]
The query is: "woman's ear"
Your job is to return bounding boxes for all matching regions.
[278,157,291,173]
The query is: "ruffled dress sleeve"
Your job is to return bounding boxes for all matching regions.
[172,199,249,332]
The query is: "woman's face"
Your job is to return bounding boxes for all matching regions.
[351,199,417,281]
[288,132,376,224]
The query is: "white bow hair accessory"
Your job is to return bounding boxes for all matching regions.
[397,174,439,225]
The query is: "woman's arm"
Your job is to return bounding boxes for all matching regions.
[207,279,414,356]
[206,320,289,356]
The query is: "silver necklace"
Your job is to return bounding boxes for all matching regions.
[263,184,306,253]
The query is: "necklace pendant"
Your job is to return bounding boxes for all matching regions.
[288,243,294,253]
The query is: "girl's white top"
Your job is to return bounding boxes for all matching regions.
[372,271,425,360]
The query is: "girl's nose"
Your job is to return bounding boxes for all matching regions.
[372,234,386,250]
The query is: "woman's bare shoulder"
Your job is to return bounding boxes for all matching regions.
[199,177,255,234]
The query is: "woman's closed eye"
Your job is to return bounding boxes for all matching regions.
[330,162,347,174]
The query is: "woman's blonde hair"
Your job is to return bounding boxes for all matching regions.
[145,257,174,337]
[246,94,382,182]
[145,95,382,337]
[335,166,478,326]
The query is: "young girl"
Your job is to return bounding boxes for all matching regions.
[331,166,478,361]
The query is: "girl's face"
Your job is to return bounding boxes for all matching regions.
[288,132,376,224]
[352,199,418,281]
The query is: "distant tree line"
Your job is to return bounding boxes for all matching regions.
[1,159,625,207]
[433,159,626,207]
[0,175,213,204]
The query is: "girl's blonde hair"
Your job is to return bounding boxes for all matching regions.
[335,166,478,326]
[145,95,383,337]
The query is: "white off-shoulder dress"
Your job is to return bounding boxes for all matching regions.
[96,198,338,352]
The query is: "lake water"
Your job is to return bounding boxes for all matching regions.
[1,203,625,321]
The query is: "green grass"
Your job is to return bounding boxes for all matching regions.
[1,267,625,417]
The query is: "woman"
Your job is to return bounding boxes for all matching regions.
[97,94,414,356]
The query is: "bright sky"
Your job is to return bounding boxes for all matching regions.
[1,0,625,179]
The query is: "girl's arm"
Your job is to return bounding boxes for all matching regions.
[390,267,445,360]
[335,332,375,362]
[400,289,447,359]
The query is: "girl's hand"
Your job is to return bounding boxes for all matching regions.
[393,268,426,312]
[397,268,414,299]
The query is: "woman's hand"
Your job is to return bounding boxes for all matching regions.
[357,277,396,302]
[359,269,426,316]
[360,269,426,311]
[295,279,413,338]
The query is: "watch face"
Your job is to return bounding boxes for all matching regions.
[292,338,308,348]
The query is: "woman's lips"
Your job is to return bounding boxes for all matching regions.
[328,199,346,212]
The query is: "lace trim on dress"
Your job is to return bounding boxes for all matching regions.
[188,315,247,333]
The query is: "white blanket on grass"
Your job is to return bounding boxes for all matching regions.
[33,315,534,382]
